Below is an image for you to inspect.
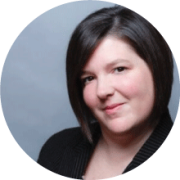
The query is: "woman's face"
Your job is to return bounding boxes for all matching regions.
[81,36,154,135]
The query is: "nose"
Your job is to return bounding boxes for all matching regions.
[96,77,115,99]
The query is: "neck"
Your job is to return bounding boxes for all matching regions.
[99,121,155,158]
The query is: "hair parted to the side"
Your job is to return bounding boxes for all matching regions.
[66,5,173,143]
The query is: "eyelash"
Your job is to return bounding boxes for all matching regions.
[81,67,127,85]
[81,76,94,85]
[114,66,127,73]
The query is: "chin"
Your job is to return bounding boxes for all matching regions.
[103,117,136,135]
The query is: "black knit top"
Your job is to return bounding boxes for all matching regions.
[37,112,173,179]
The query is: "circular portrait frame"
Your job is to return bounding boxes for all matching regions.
[0,0,180,180]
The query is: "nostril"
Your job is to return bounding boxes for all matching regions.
[96,83,114,99]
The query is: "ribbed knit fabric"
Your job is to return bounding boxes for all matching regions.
[38,112,173,179]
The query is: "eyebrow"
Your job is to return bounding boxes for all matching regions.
[106,59,130,69]
[80,59,130,77]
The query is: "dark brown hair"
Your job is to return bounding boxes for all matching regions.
[66,5,173,143]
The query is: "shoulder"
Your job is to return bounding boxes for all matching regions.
[37,126,85,167]
[45,126,84,146]
[40,126,84,152]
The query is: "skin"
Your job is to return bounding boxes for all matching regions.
[81,36,155,179]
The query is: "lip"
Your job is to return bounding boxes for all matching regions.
[103,103,124,114]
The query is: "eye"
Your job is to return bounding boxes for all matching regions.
[81,76,94,85]
[114,67,126,73]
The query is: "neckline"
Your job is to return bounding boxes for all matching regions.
[88,110,173,173]
[123,112,173,173]
[74,111,173,178]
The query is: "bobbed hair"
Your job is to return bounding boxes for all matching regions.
[66,5,173,143]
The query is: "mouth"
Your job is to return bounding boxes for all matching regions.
[103,103,124,115]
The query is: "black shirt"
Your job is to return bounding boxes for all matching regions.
[38,111,173,179]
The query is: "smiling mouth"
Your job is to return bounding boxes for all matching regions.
[104,103,124,114]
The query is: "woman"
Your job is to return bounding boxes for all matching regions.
[38,5,173,179]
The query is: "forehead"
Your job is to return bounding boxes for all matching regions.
[82,36,144,71]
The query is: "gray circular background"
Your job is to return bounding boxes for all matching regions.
[1,1,180,162]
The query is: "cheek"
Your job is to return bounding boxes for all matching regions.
[118,72,154,121]
[83,85,96,109]
[119,72,154,101]
[118,75,142,98]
